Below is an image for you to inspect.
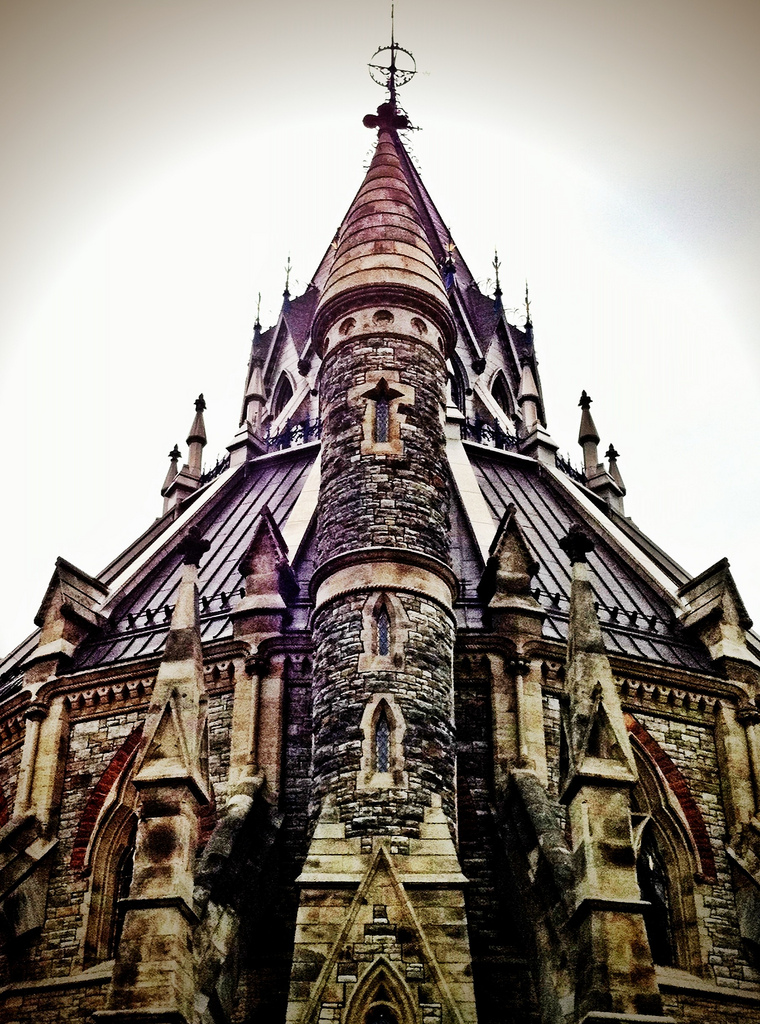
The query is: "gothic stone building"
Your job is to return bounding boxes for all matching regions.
[1,89,760,1024]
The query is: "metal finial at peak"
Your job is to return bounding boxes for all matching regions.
[493,250,503,313]
[525,281,532,325]
[168,444,181,462]
[284,256,292,295]
[363,2,416,131]
[195,394,206,412]
[578,390,592,409]
[254,292,261,330]
[606,443,620,461]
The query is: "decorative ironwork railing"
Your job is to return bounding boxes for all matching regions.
[266,417,322,452]
[555,452,586,484]
[461,417,519,451]
[200,453,231,485]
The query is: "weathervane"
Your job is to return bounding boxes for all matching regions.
[363,2,417,131]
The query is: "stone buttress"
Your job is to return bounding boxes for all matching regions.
[285,114,478,1024]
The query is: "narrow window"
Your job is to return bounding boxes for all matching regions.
[377,606,391,656]
[109,817,137,959]
[375,707,391,773]
[273,374,294,419]
[375,397,389,443]
[492,373,512,417]
[637,827,674,966]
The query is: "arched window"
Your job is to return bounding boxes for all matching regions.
[377,606,391,657]
[358,695,408,791]
[375,396,390,443]
[109,817,137,959]
[272,374,294,419]
[83,804,139,966]
[492,372,513,418]
[625,715,712,975]
[637,825,675,966]
[375,705,391,774]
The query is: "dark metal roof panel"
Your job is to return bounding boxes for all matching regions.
[467,449,711,671]
[74,449,318,669]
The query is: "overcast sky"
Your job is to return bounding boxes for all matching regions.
[1,0,759,656]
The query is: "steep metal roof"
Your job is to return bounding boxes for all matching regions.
[73,447,318,670]
[465,446,711,671]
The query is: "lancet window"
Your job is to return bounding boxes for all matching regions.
[377,605,391,657]
[374,396,390,443]
[375,705,391,773]
[637,824,675,967]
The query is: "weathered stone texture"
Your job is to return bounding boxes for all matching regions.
[455,658,540,1023]
[318,329,449,565]
[0,743,22,822]
[636,711,759,992]
[312,591,455,835]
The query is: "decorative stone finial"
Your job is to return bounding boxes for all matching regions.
[559,525,595,565]
[179,526,211,567]
[161,444,182,500]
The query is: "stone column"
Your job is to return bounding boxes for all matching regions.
[96,528,210,1024]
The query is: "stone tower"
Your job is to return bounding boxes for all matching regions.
[287,106,478,1024]
[1,39,760,1024]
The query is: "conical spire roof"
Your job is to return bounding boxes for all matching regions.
[312,126,454,354]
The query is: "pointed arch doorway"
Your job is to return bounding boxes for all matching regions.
[345,958,416,1024]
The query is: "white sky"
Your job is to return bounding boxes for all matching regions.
[1,0,759,656]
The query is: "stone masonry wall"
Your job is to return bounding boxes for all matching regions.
[0,743,22,825]
[312,591,456,836]
[317,322,450,566]
[455,656,539,1024]
[0,687,233,1022]
[635,711,760,994]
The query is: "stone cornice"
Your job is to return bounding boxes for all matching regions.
[311,547,458,611]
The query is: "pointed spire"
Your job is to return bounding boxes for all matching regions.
[492,250,503,314]
[606,443,626,496]
[187,393,207,478]
[577,390,600,478]
[311,125,455,356]
[283,256,292,312]
[161,444,181,496]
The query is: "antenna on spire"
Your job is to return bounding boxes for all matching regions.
[283,257,292,311]
[254,292,261,330]
[525,280,532,326]
[493,250,503,314]
[364,3,417,131]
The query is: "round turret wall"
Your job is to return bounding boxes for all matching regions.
[311,302,457,837]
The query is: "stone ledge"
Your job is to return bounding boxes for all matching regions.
[0,960,112,995]
[656,965,760,1005]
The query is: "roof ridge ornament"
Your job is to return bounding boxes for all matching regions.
[363,2,416,131]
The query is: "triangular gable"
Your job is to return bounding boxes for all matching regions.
[34,557,108,631]
[299,845,468,1024]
